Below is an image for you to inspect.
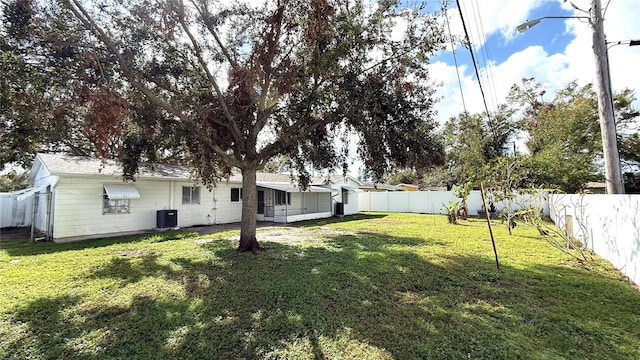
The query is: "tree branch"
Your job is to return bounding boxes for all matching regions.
[189,0,239,69]
[177,0,243,142]
[63,0,188,124]
[63,0,239,169]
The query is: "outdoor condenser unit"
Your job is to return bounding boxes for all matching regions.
[157,209,178,228]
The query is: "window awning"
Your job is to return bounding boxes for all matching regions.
[104,184,140,199]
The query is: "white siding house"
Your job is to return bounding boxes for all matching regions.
[312,175,362,216]
[24,153,337,242]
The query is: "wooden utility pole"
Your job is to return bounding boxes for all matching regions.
[591,0,625,194]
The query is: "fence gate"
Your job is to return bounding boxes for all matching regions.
[31,191,52,241]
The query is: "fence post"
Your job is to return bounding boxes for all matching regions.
[565,214,574,248]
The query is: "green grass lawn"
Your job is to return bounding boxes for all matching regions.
[1,213,639,359]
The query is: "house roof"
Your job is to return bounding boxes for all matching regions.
[29,153,330,186]
[311,174,363,186]
[32,153,193,180]
[359,181,404,191]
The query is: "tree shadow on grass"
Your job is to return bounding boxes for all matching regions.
[90,253,175,285]
[2,232,640,359]
[288,213,388,228]
[1,230,197,257]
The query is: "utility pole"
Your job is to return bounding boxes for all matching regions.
[591,0,624,194]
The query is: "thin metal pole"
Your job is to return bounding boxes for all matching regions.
[480,183,500,270]
[30,195,37,242]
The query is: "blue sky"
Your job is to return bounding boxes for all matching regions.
[427,0,640,125]
[436,1,574,66]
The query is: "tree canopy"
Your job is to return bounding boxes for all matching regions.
[6,0,447,251]
[437,106,518,186]
[426,77,639,194]
[1,0,94,168]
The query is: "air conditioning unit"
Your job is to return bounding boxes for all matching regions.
[335,202,344,216]
[157,209,178,228]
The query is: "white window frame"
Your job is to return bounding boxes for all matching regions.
[274,190,291,206]
[103,192,130,214]
[182,186,201,205]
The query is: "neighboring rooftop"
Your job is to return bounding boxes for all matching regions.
[311,174,362,185]
[359,181,404,191]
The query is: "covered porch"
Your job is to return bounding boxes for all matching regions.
[256,182,332,223]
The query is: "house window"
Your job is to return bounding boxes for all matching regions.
[275,190,291,205]
[102,184,139,214]
[182,186,201,204]
[231,188,242,202]
[103,194,130,214]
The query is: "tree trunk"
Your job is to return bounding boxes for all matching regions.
[238,164,261,253]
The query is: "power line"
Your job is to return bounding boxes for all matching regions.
[444,7,468,113]
[455,0,492,117]
[603,0,612,18]
[472,0,499,111]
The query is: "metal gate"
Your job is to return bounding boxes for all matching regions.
[31,191,52,241]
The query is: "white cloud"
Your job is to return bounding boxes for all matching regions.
[432,0,640,126]
[443,0,555,50]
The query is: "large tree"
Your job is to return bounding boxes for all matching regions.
[439,107,518,185]
[1,0,92,168]
[46,0,446,252]
[507,78,639,193]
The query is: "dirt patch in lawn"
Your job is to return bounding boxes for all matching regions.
[366,219,419,226]
[197,226,356,246]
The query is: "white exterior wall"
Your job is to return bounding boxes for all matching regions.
[48,175,245,240]
[342,190,359,215]
[332,178,361,216]
[277,212,333,223]
[175,182,243,226]
[52,176,160,239]
[549,194,640,285]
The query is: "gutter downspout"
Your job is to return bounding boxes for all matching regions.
[169,181,174,209]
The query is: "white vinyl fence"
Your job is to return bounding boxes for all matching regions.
[358,190,549,216]
[0,192,33,228]
[549,194,640,285]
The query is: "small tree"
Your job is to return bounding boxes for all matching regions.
[520,191,590,262]
[442,201,459,225]
[485,156,529,235]
[0,171,28,192]
[452,180,473,220]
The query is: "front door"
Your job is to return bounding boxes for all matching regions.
[257,190,265,214]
